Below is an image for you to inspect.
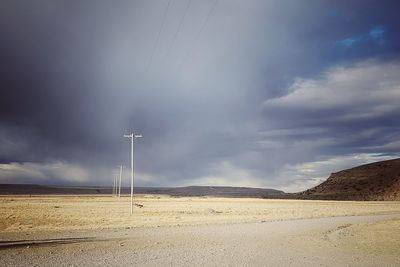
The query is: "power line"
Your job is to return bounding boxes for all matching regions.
[178,0,218,70]
[164,0,192,61]
[146,0,172,72]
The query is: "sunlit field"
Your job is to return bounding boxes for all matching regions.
[1,195,400,233]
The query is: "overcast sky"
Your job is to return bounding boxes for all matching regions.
[1,0,400,192]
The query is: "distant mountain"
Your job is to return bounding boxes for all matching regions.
[0,184,285,198]
[3,158,399,201]
[298,158,400,200]
[135,186,285,198]
[0,184,110,195]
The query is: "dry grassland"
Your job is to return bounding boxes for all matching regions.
[1,195,400,233]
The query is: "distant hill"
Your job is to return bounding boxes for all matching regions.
[3,159,399,200]
[298,158,400,200]
[135,186,285,198]
[0,184,285,198]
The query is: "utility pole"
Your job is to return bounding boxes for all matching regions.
[124,133,142,214]
[114,174,118,197]
[118,165,123,198]
[112,175,116,197]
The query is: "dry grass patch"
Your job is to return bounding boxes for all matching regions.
[1,195,400,233]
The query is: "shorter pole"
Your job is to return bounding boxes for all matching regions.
[118,165,122,198]
[113,176,116,197]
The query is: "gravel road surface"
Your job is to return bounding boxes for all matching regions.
[1,214,399,267]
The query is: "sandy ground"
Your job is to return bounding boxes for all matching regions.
[1,195,400,266]
[1,195,400,232]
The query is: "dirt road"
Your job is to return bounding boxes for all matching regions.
[1,214,399,267]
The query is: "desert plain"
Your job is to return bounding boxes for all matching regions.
[1,195,400,266]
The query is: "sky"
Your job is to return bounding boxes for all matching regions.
[1,0,400,192]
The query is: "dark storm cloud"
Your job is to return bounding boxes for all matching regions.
[1,0,400,191]
[0,1,124,162]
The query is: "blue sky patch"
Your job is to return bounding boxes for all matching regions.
[337,37,360,47]
[369,26,386,44]
[337,25,386,47]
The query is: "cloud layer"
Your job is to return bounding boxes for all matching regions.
[1,1,400,191]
